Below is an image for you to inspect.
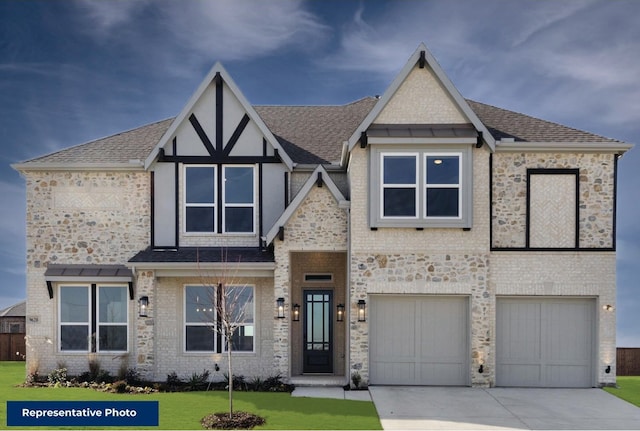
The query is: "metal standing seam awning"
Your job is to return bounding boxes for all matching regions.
[44,264,135,299]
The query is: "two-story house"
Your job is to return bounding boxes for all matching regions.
[14,44,632,388]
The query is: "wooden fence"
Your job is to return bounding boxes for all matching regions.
[617,348,640,376]
[0,333,25,361]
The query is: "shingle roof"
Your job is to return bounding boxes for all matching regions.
[15,98,622,170]
[15,118,173,168]
[0,300,26,318]
[467,100,619,143]
[129,247,274,263]
[254,97,377,164]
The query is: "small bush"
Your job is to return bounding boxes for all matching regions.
[125,368,141,386]
[187,369,210,391]
[113,380,128,393]
[48,367,67,385]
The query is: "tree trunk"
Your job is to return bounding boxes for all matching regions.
[228,337,233,418]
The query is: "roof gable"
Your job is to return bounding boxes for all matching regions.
[144,63,293,170]
[346,43,496,153]
[265,165,346,244]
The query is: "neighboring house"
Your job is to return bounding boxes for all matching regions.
[13,44,632,388]
[0,300,26,361]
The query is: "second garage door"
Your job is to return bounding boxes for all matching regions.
[369,295,469,386]
[496,297,595,388]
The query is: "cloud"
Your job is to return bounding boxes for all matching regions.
[74,0,329,65]
[73,0,151,33]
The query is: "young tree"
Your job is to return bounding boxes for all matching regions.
[189,248,253,418]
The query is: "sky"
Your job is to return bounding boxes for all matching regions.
[1,0,638,346]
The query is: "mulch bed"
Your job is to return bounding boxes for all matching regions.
[201,411,265,430]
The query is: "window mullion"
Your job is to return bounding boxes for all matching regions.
[91,284,97,353]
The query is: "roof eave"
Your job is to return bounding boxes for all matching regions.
[12,162,146,172]
[496,141,634,155]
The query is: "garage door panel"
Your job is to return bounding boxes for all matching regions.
[371,295,469,386]
[497,298,594,388]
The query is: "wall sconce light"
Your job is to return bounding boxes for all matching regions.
[605,365,611,374]
[138,296,149,318]
[478,364,484,374]
[337,304,345,322]
[292,304,300,321]
[277,297,285,319]
[602,304,614,311]
[357,300,366,322]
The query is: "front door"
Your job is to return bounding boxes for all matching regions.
[303,290,333,373]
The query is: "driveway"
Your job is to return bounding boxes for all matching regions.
[369,386,640,430]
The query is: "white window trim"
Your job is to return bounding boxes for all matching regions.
[58,283,129,354]
[380,152,419,219]
[184,164,217,234]
[222,165,257,235]
[222,285,255,354]
[424,152,463,220]
[96,285,129,353]
[58,284,90,353]
[183,284,256,354]
[184,285,217,353]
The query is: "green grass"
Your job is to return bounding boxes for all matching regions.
[0,362,381,430]
[604,376,640,408]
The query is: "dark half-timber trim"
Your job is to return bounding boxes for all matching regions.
[223,114,250,157]
[150,171,155,247]
[525,168,579,249]
[188,113,216,156]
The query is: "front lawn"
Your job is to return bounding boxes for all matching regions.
[604,376,640,408]
[0,362,381,430]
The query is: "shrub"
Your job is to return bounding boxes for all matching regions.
[125,368,141,386]
[187,369,210,391]
[47,367,68,385]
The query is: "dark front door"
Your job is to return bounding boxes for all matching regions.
[303,290,333,373]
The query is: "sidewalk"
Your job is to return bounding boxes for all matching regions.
[291,387,372,401]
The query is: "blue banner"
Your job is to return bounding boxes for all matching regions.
[7,401,159,427]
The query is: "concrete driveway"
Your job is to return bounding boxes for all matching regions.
[369,386,640,430]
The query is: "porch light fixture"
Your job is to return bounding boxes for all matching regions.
[138,296,149,318]
[292,304,300,321]
[602,304,614,311]
[605,365,611,374]
[277,297,285,319]
[478,364,484,374]
[337,304,345,322]
[357,300,366,322]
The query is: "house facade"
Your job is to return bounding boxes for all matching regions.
[14,44,632,388]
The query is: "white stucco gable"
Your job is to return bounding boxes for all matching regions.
[264,165,347,245]
[144,62,293,170]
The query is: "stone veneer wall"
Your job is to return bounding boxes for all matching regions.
[22,170,150,376]
[492,153,615,248]
[272,185,348,379]
[348,145,493,387]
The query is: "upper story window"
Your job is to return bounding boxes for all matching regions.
[425,155,461,218]
[370,146,472,229]
[184,165,255,234]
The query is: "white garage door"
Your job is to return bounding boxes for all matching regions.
[370,295,469,386]
[496,298,595,388]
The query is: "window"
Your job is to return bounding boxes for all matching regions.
[184,285,255,353]
[59,285,128,352]
[185,285,216,351]
[381,153,418,218]
[185,166,216,232]
[184,165,255,234]
[425,155,461,218]
[223,166,255,233]
[370,146,472,228]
